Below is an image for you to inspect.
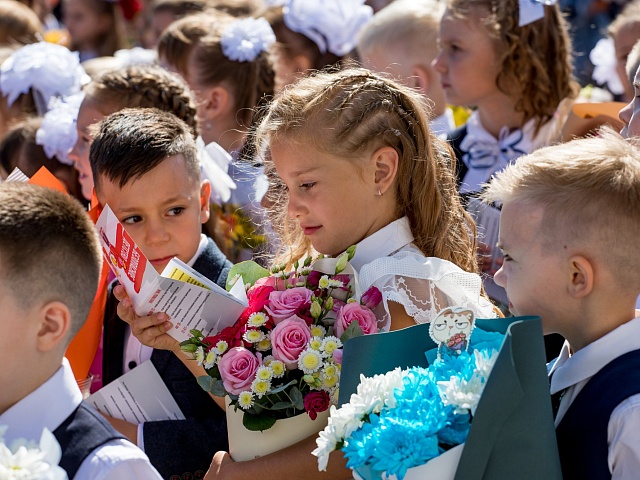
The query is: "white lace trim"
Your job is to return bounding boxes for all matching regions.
[359,251,496,331]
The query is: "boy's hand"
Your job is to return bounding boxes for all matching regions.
[114,285,179,352]
[101,414,138,445]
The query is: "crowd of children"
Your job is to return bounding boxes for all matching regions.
[1,0,639,479]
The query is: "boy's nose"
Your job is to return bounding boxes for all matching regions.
[432,52,445,73]
[493,265,506,288]
[145,219,170,245]
[619,101,632,129]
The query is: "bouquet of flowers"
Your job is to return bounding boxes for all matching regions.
[0,426,67,480]
[313,337,504,480]
[181,246,382,432]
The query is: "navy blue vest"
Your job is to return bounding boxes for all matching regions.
[53,402,126,479]
[555,349,640,480]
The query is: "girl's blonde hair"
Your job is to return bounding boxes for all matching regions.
[84,63,199,137]
[256,67,478,273]
[447,0,578,134]
[158,12,275,128]
[0,0,42,46]
[67,0,127,57]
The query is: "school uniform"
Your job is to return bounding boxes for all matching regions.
[549,316,640,480]
[102,235,232,479]
[0,359,162,480]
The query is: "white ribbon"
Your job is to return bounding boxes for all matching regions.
[519,0,557,27]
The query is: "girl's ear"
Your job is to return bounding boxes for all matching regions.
[199,180,211,224]
[204,86,232,120]
[567,255,594,299]
[36,301,72,353]
[372,146,399,195]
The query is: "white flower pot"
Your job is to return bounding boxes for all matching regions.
[226,397,331,462]
[352,443,464,480]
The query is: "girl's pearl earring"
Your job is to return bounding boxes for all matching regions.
[377,187,383,196]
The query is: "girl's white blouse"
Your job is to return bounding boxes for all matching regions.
[352,217,496,331]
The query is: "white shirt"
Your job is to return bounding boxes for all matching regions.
[349,217,416,273]
[0,359,162,480]
[549,316,640,480]
[124,234,208,448]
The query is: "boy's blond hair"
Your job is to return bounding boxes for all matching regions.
[357,0,444,69]
[483,129,640,290]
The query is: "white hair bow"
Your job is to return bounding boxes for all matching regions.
[518,0,557,27]
[221,17,276,62]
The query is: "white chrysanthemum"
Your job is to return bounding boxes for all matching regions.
[215,340,229,354]
[255,365,273,381]
[0,428,67,480]
[350,368,404,413]
[325,403,364,440]
[437,374,485,415]
[221,17,276,62]
[248,312,268,327]
[251,378,271,398]
[310,325,326,338]
[309,337,323,351]
[238,391,254,410]
[321,336,341,355]
[321,372,339,390]
[328,279,343,288]
[298,349,323,374]
[323,364,338,379]
[270,359,285,378]
[473,349,499,380]
[195,346,205,366]
[243,329,265,343]
[318,275,330,289]
[255,337,272,352]
[203,349,217,370]
[312,423,341,471]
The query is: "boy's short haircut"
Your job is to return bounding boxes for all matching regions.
[89,108,200,192]
[357,0,445,64]
[483,129,640,290]
[0,183,102,340]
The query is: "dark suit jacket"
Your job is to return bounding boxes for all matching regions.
[102,237,233,479]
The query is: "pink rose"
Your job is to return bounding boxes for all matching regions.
[334,302,378,337]
[266,287,312,324]
[270,316,311,369]
[361,286,382,309]
[217,347,260,394]
[332,348,343,365]
[304,391,330,420]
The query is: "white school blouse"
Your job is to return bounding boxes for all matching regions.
[351,217,496,331]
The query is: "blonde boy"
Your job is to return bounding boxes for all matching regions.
[357,0,453,136]
[484,131,640,479]
[0,183,161,479]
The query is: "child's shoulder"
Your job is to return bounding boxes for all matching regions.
[193,235,233,287]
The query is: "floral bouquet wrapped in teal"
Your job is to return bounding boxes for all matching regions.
[180,247,382,460]
[316,314,563,480]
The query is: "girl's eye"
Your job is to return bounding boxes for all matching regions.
[168,207,185,216]
[300,182,316,190]
[122,215,142,225]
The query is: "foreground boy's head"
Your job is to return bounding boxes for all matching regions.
[357,0,446,118]
[0,183,101,413]
[484,130,640,350]
[90,108,210,273]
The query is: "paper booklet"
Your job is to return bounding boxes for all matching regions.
[88,360,185,423]
[96,204,248,342]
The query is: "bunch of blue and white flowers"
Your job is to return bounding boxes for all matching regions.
[313,344,501,480]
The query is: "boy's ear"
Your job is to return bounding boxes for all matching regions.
[291,54,312,75]
[36,301,72,353]
[567,255,594,299]
[410,65,430,95]
[199,180,211,224]
[371,146,399,195]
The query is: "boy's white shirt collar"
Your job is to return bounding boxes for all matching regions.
[549,315,640,395]
[349,217,414,273]
[0,358,81,443]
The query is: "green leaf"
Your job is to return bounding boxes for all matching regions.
[226,260,270,291]
[269,380,296,394]
[340,321,365,343]
[197,376,226,396]
[289,386,304,410]
[189,329,204,339]
[270,401,294,410]
[243,413,277,432]
[179,342,198,353]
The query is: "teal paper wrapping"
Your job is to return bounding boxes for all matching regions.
[338,316,563,480]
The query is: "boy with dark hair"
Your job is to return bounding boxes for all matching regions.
[0,183,161,479]
[484,130,640,479]
[90,108,232,479]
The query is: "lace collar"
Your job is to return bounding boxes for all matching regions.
[459,111,555,193]
[350,217,414,273]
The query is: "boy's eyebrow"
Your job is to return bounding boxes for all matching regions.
[114,195,191,214]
